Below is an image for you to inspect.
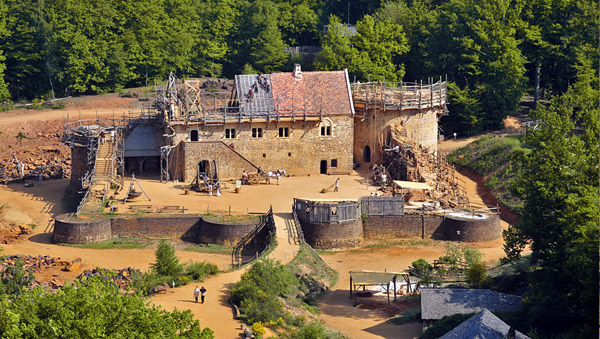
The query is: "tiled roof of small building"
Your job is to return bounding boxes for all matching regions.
[269,70,353,116]
[440,309,530,339]
[421,288,522,321]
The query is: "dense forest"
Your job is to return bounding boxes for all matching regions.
[0,0,597,133]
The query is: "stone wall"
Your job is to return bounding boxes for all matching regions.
[443,214,500,242]
[363,215,445,240]
[353,108,440,166]
[198,219,258,246]
[53,214,112,244]
[172,115,354,181]
[67,146,89,195]
[52,214,261,245]
[112,216,202,241]
[301,219,363,250]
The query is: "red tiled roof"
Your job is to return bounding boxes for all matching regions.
[269,71,353,116]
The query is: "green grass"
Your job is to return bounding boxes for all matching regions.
[61,237,152,249]
[202,213,260,224]
[388,306,421,325]
[447,135,531,213]
[183,243,232,255]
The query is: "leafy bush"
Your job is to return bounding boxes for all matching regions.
[0,275,214,338]
[184,261,219,280]
[251,321,266,336]
[462,246,483,267]
[466,263,491,288]
[231,259,299,323]
[152,240,181,276]
[0,259,35,296]
[412,258,432,275]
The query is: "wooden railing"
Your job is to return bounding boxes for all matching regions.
[231,206,276,267]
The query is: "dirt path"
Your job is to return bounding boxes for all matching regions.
[150,212,300,338]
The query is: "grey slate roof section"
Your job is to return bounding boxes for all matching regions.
[441,309,530,339]
[124,126,163,157]
[235,74,275,116]
[421,289,522,320]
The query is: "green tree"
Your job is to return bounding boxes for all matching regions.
[313,15,355,72]
[504,92,599,334]
[351,15,408,82]
[431,0,527,133]
[152,240,181,277]
[0,275,214,338]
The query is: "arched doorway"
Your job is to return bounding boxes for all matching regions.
[363,145,371,163]
[190,130,199,141]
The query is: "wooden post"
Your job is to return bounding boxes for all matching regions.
[387,282,390,305]
[350,276,353,298]
[393,275,397,301]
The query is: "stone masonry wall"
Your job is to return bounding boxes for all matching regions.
[53,214,260,245]
[198,219,257,246]
[53,215,112,244]
[67,146,89,195]
[172,115,354,181]
[112,216,202,241]
[301,219,363,250]
[354,108,440,166]
[363,215,445,240]
[443,214,500,242]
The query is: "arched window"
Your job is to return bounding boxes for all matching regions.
[319,119,332,136]
[363,145,371,163]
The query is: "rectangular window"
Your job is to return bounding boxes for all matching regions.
[320,125,331,136]
[225,128,236,139]
[278,127,289,138]
[331,159,338,168]
[252,127,263,138]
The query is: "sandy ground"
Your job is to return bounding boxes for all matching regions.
[0,96,515,338]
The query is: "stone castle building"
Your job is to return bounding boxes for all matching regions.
[157,65,447,183]
[63,65,447,195]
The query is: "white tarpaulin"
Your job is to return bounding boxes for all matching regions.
[393,180,433,190]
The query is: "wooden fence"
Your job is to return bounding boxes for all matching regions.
[360,196,404,216]
[294,198,360,223]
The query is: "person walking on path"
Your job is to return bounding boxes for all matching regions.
[193,286,200,303]
[200,286,207,303]
[334,178,340,192]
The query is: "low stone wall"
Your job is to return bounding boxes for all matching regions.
[52,214,260,245]
[53,214,112,244]
[112,216,202,241]
[363,215,445,240]
[199,219,257,246]
[301,219,363,250]
[443,214,500,242]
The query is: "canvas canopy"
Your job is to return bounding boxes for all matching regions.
[349,270,406,285]
[393,180,433,190]
[349,270,412,305]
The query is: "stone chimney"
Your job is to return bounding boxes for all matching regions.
[293,63,302,80]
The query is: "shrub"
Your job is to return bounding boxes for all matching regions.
[462,246,483,267]
[152,240,181,276]
[412,258,432,276]
[466,263,491,288]
[184,261,219,280]
[251,322,266,336]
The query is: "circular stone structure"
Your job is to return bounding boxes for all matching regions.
[53,214,112,244]
[443,212,501,242]
[198,217,260,247]
[294,198,363,250]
